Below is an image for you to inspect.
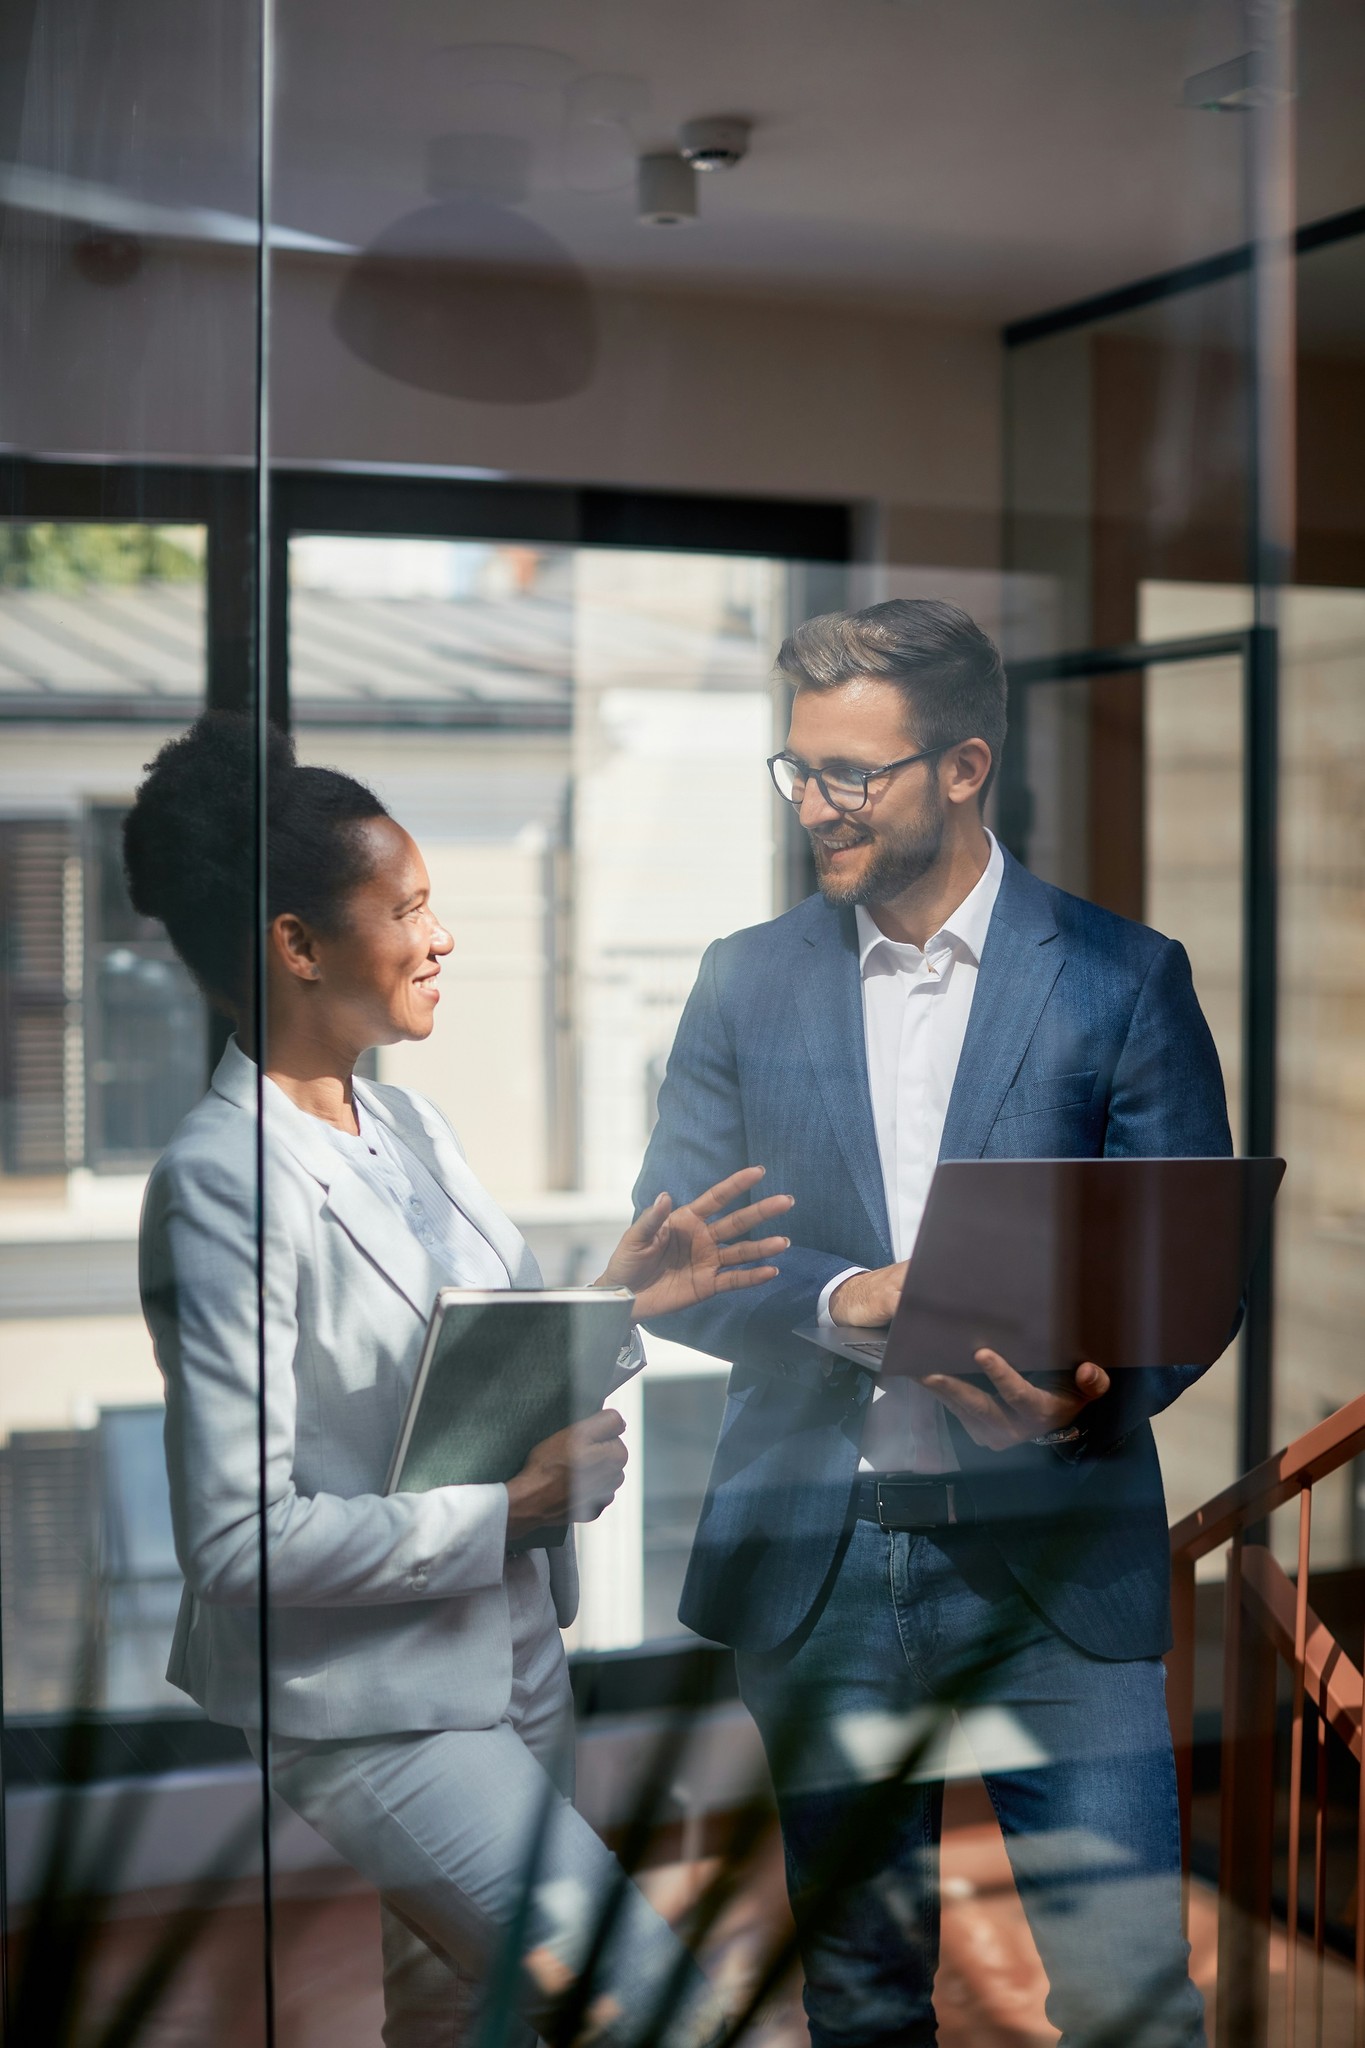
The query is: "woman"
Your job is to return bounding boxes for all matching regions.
[127,714,793,2048]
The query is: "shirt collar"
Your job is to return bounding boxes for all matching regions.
[855,830,1004,972]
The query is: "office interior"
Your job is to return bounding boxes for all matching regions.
[0,1,1363,2040]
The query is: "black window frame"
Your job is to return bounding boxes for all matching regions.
[0,456,850,1759]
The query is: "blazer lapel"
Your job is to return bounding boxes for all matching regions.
[939,851,1063,1162]
[318,1166,445,1318]
[355,1081,542,1288]
[208,1043,441,1319]
[793,904,893,1260]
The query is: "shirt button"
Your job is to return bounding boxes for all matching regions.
[411,1570,428,1592]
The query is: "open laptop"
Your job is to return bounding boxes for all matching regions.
[795,1156,1284,1380]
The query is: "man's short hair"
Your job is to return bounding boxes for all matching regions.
[776,597,1008,801]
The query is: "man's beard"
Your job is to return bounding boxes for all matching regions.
[811,800,945,907]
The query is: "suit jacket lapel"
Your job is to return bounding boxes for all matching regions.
[793,905,893,1260]
[939,851,1063,1162]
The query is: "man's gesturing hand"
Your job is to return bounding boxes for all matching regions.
[505,1410,628,1544]
[921,1351,1110,1452]
[828,1261,908,1327]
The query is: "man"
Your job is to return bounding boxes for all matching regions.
[634,599,1229,2048]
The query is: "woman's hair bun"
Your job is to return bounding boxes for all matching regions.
[122,712,388,1010]
[123,714,292,924]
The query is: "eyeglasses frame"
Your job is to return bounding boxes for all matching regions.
[766,738,965,814]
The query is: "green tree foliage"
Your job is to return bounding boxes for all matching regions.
[0,523,202,592]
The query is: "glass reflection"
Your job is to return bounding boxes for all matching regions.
[1,0,1361,2032]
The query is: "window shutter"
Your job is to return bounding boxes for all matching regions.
[0,821,76,1175]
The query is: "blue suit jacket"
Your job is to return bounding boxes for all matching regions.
[633,849,1233,1661]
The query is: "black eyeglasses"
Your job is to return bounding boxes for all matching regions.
[766,741,960,814]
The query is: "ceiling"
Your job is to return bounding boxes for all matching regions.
[6,0,1365,329]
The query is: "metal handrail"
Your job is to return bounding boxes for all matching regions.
[1170,1392,1365,1561]
[1167,1393,1365,2048]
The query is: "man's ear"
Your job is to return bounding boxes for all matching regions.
[269,913,322,984]
[944,738,992,808]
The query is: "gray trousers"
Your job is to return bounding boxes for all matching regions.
[253,1555,722,2048]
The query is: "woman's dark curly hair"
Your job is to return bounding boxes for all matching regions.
[122,712,390,1012]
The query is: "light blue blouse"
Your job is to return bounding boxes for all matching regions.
[324,1102,511,1291]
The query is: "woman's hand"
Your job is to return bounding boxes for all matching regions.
[596,1166,793,1323]
[505,1410,628,1544]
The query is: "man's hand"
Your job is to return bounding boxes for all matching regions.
[505,1410,629,1543]
[829,1261,908,1327]
[921,1350,1111,1452]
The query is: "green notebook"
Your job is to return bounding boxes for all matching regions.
[384,1289,636,1508]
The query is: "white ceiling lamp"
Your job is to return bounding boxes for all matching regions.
[637,115,751,227]
[637,152,697,226]
[678,117,751,171]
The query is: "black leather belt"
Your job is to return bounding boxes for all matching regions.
[854,1474,976,1530]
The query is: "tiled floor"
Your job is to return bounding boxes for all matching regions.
[13,1790,1360,2045]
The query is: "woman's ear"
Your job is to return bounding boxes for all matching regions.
[269,913,322,984]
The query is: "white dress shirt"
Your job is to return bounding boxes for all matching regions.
[818,831,1005,1472]
[324,1104,513,1292]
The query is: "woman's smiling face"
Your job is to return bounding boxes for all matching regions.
[273,815,454,1050]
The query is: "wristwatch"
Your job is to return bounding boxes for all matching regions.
[1031,1423,1087,1461]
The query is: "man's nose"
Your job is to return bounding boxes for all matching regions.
[431,919,454,956]
[797,776,842,831]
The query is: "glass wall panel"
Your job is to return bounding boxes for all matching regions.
[0,2,267,2037]
[1005,270,1255,663]
[289,533,802,1653]
[1007,213,1365,1576]
[254,0,1344,2035]
[1274,227,1365,1565]
[1035,554,1365,1564]
[1275,584,1365,1564]
[1011,646,1246,1526]
[3,0,1346,2036]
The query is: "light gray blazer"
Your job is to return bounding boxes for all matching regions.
[139,1038,577,1739]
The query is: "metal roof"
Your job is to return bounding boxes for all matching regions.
[0,579,772,726]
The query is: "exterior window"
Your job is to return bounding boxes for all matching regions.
[0,1428,97,1715]
[84,804,204,1171]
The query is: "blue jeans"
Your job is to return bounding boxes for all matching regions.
[737,1517,1205,2048]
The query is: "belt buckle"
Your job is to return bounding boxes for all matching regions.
[876,1479,955,1530]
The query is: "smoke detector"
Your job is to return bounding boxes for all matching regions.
[678,117,751,171]
[637,152,698,226]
